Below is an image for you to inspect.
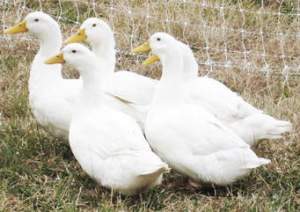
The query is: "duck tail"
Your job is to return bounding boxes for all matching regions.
[243,157,271,169]
[137,162,169,188]
[251,114,292,140]
[139,163,170,176]
[133,151,170,179]
[233,113,292,145]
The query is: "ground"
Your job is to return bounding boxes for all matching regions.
[0,0,299,211]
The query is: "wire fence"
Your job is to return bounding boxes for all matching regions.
[1,0,300,80]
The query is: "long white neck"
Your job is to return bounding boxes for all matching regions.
[181,43,198,81]
[92,35,116,76]
[29,26,63,92]
[151,53,186,110]
[38,26,62,57]
[77,58,106,108]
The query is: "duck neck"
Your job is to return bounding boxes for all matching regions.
[29,27,63,90]
[78,60,106,106]
[38,27,62,57]
[151,54,185,109]
[182,53,198,81]
[181,44,198,81]
[92,36,116,76]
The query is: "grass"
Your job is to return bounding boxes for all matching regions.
[1,0,300,211]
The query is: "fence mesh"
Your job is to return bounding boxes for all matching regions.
[1,0,300,80]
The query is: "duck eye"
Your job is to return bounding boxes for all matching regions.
[156,37,161,41]
[72,50,77,53]
[34,18,39,22]
[92,23,96,27]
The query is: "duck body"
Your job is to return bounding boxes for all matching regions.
[146,103,267,185]
[186,76,261,123]
[46,44,168,195]
[185,76,292,144]
[29,46,81,137]
[144,33,270,185]
[104,71,156,105]
[70,103,166,194]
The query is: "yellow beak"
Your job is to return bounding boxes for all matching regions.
[64,29,87,44]
[132,42,151,54]
[143,55,160,65]
[4,20,28,34]
[44,53,65,64]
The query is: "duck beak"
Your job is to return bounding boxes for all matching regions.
[143,55,160,65]
[133,41,159,65]
[4,20,28,34]
[132,41,151,54]
[65,28,87,44]
[44,53,65,64]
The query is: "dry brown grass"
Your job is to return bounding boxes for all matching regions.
[1,0,300,211]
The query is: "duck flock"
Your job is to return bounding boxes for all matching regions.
[4,12,292,195]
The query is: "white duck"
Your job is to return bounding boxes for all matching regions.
[4,12,144,136]
[4,12,80,137]
[65,18,291,145]
[142,33,270,185]
[45,43,168,195]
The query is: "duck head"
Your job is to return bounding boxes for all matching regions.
[4,11,61,41]
[133,32,181,65]
[65,18,115,48]
[45,43,98,72]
